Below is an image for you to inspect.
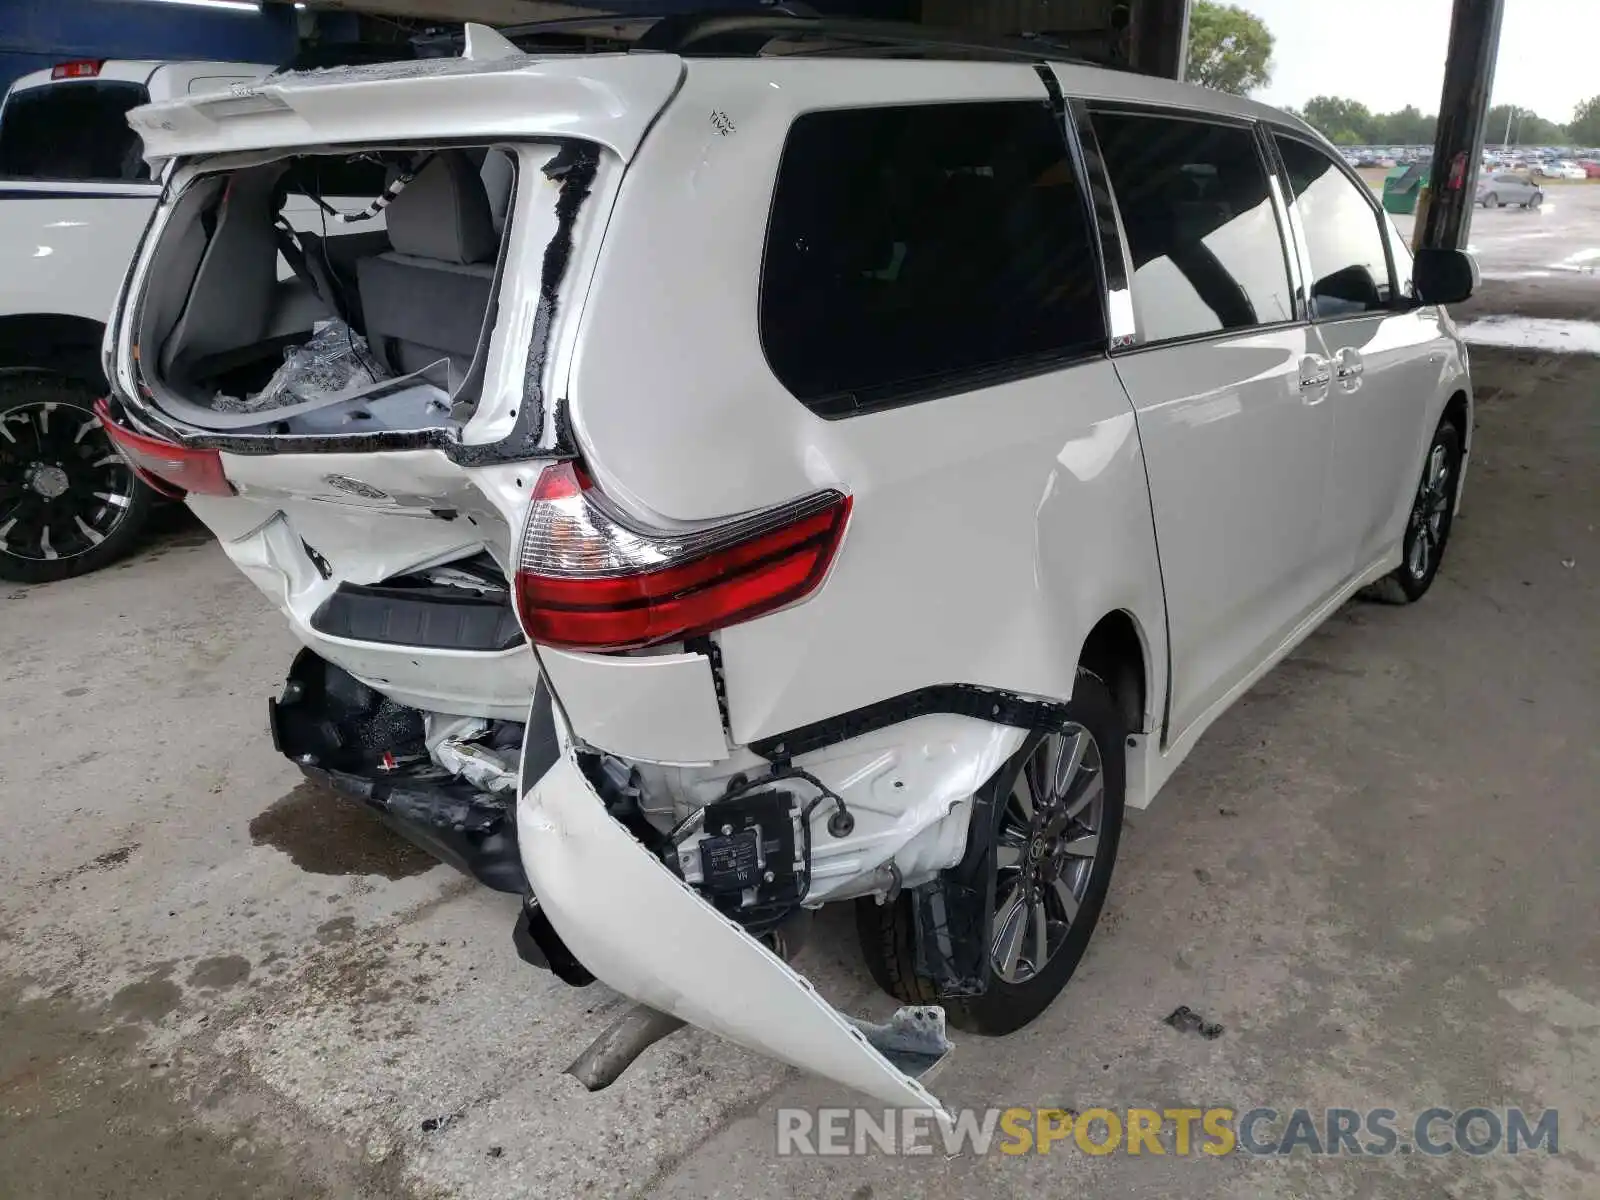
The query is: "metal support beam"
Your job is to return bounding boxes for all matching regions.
[1127,0,1189,80]
[303,0,605,24]
[1418,0,1505,251]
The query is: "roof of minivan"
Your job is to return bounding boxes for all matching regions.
[126,50,1328,163]
[1051,58,1320,138]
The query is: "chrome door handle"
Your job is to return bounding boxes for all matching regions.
[1334,348,1365,379]
[1298,355,1331,390]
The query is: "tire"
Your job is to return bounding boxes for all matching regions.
[0,374,154,583]
[1530,192,1544,208]
[1483,192,1497,207]
[1363,417,1463,605]
[855,669,1127,1035]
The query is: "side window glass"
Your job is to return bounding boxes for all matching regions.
[1274,135,1394,319]
[1090,110,1294,344]
[760,101,1106,414]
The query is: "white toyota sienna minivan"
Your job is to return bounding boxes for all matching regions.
[99,18,1477,1116]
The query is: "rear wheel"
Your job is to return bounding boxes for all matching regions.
[1482,191,1498,207]
[0,374,153,583]
[856,671,1126,1035]
[1530,192,1544,208]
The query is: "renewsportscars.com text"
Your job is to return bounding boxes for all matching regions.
[775,1106,1560,1157]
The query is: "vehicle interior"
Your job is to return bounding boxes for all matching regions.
[133,145,516,430]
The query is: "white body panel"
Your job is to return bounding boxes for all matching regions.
[1314,310,1461,574]
[566,61,1170,747]
[0,60,271,343]
[1115,329,1336,743]
[539,647,729,765]
[0,185,157,325]
[191,449,540,719]
[518,714,949,1115]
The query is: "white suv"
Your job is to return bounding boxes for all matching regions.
[99,19,1476,1114]
[0,57,269,581]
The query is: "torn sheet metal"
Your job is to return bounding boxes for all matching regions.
[517,719,951,1117]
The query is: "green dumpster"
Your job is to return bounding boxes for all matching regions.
[1382,164,1429,215]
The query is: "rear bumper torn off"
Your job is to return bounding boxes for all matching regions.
[516,721,952,1115]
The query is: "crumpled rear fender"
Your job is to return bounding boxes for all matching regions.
[516,711,951,1115]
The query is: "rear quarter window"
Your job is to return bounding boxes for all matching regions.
[759,100,1106,416]
[0,81,152,182]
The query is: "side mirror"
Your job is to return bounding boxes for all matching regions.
[1310,264,1383,318]
[1413,247,1479,305]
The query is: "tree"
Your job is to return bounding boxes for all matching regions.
[1301,95,1375,145]
[1186,1,1274,96]
[1568,96,1600,147]
[1485,104,1567,146]
[1373,105,1435,146]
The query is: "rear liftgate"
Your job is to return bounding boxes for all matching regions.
[516,704,955,1115]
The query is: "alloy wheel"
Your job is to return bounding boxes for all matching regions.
[1406,442,1452,579]
[0,400,137,565]
[990,725,1106,985]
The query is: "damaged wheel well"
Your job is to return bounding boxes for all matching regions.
[1077,610,1147,734]
[1442,389,1469,441]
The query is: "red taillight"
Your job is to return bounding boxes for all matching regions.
[94,399,233,497]
[514,462,851,650]
[52,60,103,80]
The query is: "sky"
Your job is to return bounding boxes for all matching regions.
[1240,0,1599,122]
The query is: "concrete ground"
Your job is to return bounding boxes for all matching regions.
[1388,177,1600,299]
[2,246,1597,1198]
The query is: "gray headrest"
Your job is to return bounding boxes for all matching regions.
[385,152,497,265]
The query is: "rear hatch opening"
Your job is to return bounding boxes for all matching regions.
[124,143,519,439]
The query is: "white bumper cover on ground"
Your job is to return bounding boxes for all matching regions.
[516,721,950,1116]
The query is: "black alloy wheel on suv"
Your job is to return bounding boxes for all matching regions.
[0,373,154,583]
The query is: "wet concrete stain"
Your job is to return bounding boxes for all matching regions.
[112,962,184,1023]
[317,916,357,942]
[0,971,342,1199]
[187,955,252,991]
[63,685,90,697]
[249,780,435,880]
[42,841,140,888]
[93,844,137,869]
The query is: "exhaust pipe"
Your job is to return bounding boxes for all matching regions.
[565,1003,687,1091]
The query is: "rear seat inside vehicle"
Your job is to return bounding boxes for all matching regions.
[356,151,500,389]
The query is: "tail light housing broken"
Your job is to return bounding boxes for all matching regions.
[95,399,233,496]
[513,461,851,650]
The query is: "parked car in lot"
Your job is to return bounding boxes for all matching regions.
[0,57,269,582]
[1476,171,1544,207]
[97,18,1478,1112]
[1536,159,1587,180]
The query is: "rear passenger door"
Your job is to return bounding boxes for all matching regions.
[1084,106,1338,743]
[1272,132,1441,576]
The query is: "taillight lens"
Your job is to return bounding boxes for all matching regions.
[95,399,233,497]
[52,60,103,80]
[514,462,851,650]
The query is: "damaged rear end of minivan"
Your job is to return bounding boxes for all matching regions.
[99,45,986,1115]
